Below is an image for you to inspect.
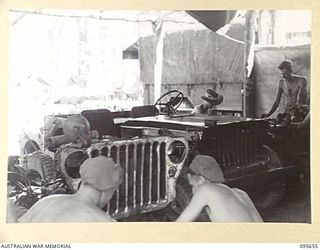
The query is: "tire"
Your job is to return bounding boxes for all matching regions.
[250,145,287,212]
[23,140,40,154]
[24,151,56,182]
[250,181,287,212]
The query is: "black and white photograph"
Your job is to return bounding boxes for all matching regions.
[6,9,311,224]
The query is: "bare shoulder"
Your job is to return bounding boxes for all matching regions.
[26,194,63,209]
[38,194,70,202]
[231,187,251,199]
[72,204,116,222]
[198,183,232,197]
[293,74,307,79]
[204,183,255,204]
[293,74,307,83]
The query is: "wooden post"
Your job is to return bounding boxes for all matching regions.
[154,20,164,103]
[243,10,257,118]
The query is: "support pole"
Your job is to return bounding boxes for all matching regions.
[243,10,257,118]
[154,20,164,103]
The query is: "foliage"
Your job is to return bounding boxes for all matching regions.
[7,157,72,209]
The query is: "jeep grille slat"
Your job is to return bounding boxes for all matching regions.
[124,145,129,212]
[140,143,144,207]
[133,143,137,208]
[115,147,120,213]
[148,143,152,204]
[156,143,161,203]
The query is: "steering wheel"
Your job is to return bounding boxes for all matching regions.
[154,90,184,115]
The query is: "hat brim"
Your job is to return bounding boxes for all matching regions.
[201,95,223,105]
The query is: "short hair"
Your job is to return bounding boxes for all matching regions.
[278,60,292,71]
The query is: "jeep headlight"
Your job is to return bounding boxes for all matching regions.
[168,140,187,164]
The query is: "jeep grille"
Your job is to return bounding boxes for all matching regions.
[199,120,268,173]
[86,136,187,219]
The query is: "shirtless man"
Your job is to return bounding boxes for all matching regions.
[176,155,263,222]
[18,156,123,223]
[262,60,307,118]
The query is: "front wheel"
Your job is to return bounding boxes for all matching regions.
[249,181,287,212]
[249,145,287,211]
[23,151,56,182]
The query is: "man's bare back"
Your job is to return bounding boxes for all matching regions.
[176,155,263,222]
[177,183,262,222]
[19,194,115,223]
[204,183,263,222]
[16,156,122,223]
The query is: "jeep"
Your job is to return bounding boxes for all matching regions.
[47,90,304,221]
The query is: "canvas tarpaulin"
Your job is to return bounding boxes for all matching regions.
[139,28,245,110]
[254,44,310,116]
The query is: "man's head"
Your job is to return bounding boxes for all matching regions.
[79,156,123,207]
[187,155,225,191]
[278,60,293,80]
[63,115,91,147]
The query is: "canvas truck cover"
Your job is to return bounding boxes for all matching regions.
[139,28,245,110]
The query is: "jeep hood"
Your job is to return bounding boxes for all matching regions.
[123,114,261,130]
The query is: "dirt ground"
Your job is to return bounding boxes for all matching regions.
[259,177,311,223]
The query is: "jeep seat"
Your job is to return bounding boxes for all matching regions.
[131,105,159,118]
[81,109,117,139]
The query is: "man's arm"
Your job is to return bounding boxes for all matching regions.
[263,80,283,117]
[296,112,310,129]
[176,185,209,222]
[297,77,307,105]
